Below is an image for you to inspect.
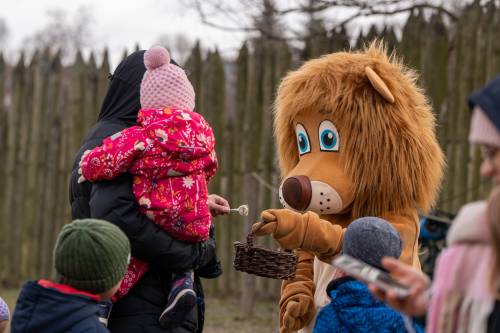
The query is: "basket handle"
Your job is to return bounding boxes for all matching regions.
[247,218,292,253]
[246,220,266,247]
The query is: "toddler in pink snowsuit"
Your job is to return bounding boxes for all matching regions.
[79,46,216,328]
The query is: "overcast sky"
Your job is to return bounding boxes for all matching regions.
[2,0,416,68]
[3,0,251,67]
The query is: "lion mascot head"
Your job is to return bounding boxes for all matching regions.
[276,42,444,222]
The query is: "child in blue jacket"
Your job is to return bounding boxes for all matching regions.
[11,219,130,333]
[313,217,424,333]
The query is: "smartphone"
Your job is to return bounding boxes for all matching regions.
[332,254,410,298]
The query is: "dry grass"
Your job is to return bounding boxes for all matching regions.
[204,296,279,333]
[1,288,279,333]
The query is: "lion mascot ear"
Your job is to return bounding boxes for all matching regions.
[365,66,395,104]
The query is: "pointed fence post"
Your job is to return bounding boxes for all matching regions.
[0,53,7,281]
[330,26,350,52]
[3,53,26,286]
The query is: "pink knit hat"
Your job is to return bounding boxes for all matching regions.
[469,106,500,147]
[140,46,195,111]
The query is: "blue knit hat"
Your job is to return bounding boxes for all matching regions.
[342,217,402,271]
[469,76,500,131]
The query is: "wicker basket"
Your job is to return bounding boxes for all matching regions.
[233,224,298,280]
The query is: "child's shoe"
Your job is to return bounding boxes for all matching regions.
[159,271,196,328]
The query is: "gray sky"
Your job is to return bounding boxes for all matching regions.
[3,0,416,68]
[3,0,248,67]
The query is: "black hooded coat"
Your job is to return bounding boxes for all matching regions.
[69,50,221,333]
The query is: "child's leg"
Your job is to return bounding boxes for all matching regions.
[159,269,197,328]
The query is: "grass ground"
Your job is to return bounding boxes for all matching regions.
[1,289,279,333]
[204,296,279,333]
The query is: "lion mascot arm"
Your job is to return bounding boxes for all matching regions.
[254,209,345,332]
[253,208,419,265]
[279,250,315,333]
[253,209,344,260]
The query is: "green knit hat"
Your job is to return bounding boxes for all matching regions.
[54,219,130,294]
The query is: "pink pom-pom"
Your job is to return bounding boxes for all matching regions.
[144,46,170,70]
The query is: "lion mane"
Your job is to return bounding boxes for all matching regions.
[274,42,445,218]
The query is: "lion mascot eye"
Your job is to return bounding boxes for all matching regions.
[295,123,311,156]
[318,120,339,152]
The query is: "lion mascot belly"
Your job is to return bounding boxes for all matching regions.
[251,42,444,333]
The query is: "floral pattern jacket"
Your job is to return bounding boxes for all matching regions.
[80,107,217,298]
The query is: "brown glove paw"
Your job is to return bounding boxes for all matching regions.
[251,209,306,250]
[281,293,315,332]
[251,210,278,235]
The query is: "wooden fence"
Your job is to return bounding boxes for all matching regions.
[1,0,500,307]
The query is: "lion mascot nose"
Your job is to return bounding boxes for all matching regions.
[281,175,312,211]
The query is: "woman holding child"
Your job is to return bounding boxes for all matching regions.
[69,48,229,333]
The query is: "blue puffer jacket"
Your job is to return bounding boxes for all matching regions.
[313,277,424,333]
[11,280,108,333]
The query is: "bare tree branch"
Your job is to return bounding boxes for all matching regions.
[333,3,457,29]
[22,6,95,61]
[186,0,459,42]
[193,0,256,32]
[272,0,457,19]
[192,0,291,41]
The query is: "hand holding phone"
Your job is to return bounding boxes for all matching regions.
[332,255,410,298]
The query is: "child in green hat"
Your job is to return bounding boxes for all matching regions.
[11,219,130,333]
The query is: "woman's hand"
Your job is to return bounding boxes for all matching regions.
[77,150,91,183]
[208,194,230,217]
[368,257,431,317]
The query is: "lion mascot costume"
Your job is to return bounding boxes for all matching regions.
[252,42,444,333]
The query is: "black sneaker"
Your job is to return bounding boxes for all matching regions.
[159,272,197,328]
[97,299,113,326]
